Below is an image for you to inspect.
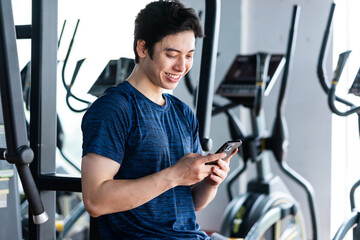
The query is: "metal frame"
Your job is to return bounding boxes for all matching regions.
[0,0,49,229]
[1,0,81,239]
[196,0,221,152]
[0,0,220,239]
[29,0,82,239]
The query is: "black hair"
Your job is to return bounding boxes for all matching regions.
[133,0,204,63]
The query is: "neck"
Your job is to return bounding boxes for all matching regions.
[127,66,166,106]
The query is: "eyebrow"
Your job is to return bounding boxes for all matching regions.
[164,47,195,53]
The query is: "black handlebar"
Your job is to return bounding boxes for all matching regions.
[276,5,300,117]
[317,3,335,95]
[0,0,48,224]
[326,51,360,116]
[318,3,360,115]
[317,2,356,109]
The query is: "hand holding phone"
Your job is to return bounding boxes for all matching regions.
[205,140,242,165]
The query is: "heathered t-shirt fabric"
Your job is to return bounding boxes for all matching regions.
[82,81,211,239]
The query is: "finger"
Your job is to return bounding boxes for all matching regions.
[209,174,223,185]
[224,148,238,163]
[212,166,227,179]
[217,160,230,173]
[204,152,226,164]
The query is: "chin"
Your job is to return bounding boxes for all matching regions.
[164,82,179,91]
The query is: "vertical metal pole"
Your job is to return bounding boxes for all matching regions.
[29,0,58,238]
[195,0,221,152]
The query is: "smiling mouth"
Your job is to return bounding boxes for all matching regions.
[165,73,181,80]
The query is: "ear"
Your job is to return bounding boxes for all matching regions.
[136,40,147,59]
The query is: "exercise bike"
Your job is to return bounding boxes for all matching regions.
[317,2,360,239]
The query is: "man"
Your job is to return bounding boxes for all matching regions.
[81,1,237,239]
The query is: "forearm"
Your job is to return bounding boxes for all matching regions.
[191,180,218,211]
[83,167,176,217]
[82,152,227,217]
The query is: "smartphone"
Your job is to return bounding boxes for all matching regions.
[205,140,242,165]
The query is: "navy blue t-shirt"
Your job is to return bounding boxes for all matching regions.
[82,81,211,239]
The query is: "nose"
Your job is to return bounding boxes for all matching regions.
[174,57,186,73]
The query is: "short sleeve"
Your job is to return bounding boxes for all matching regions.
[81,95,130,164]
[190,113,202,154]
[182,102,203,154]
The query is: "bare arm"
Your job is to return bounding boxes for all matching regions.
[81,152,226,217]
[191,148,238,211]
[81,153,177,217]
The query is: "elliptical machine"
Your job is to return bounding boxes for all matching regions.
[185,5,318,240]
[214,5,318,240]
[317,2,360,239]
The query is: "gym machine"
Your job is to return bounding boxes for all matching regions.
[0,0,221,239]
[216,5,318,240]
[186,5,319,240]
[0,0,49,229]
[88,58,135,98]
[317,2,360,239]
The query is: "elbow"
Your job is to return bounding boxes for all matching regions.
[194,204,207,212]
[83,197,103,218]
[86,208,102,218]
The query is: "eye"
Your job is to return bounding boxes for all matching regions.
[166,54,176,59]
[186,54,193,59]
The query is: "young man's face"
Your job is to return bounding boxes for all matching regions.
[140,30,196,91]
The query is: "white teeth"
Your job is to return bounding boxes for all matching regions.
[166,73,180,79]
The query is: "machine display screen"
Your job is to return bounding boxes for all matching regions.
[216,53,285,98]
[223,54,285,86]
[224,55,257,83]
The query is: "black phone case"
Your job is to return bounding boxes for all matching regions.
[206,140,242,165]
